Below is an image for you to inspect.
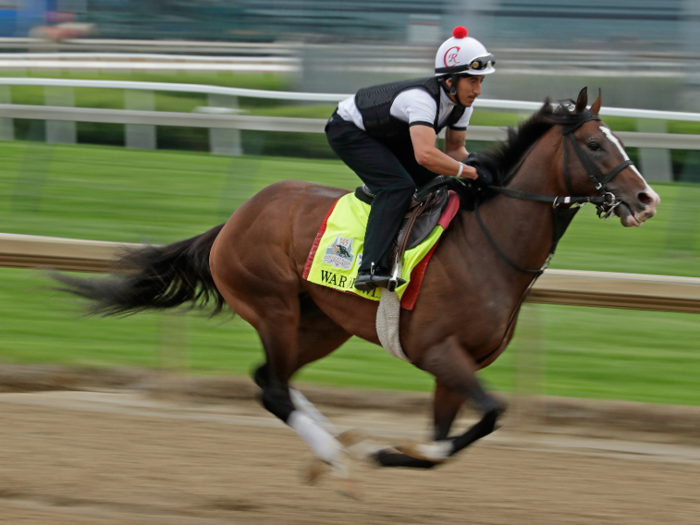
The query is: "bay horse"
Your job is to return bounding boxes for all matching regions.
[53,88,660,479]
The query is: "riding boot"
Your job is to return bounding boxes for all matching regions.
[355,184,414,291]
[355,262,406,292]
[355,263,393,291]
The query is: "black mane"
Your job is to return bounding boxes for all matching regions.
[447,99,593,207]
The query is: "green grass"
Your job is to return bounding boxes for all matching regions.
[1,140,700,405]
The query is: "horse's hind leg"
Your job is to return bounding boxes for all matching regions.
[245,291,355,471]
[253,291,352,409]
[251,293,365,492]
[211,268,341,469]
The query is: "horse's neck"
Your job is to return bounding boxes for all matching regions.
[466,135,564,280]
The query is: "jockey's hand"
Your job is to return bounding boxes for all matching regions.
[459,164,479,180]
[466,152,494,187]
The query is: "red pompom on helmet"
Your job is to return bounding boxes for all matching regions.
[452,26,468,39]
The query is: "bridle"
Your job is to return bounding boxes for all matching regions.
[492,111,633,220]
[473,110,635,276]
[471,110,635,366]
[560,113,633,219]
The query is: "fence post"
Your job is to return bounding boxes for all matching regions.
[637,120,673,182]
[208,94,242,156]
[12,134,52,213]
[45,86,77,145]
[124,90,156,150]
[512,303,545,436]
[0,85,13,141]
[665,164,700,256]
[157,314,191,401]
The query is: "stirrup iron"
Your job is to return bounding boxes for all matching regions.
[387,261,405,293]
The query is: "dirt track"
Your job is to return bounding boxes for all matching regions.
[1,374,699,525]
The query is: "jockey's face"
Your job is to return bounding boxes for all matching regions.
[448,75,484,107]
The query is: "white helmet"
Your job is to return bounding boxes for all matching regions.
[434,26,496,77]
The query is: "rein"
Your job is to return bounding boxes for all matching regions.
[476,111,633,275]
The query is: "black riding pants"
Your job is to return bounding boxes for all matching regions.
[326,114,436,272]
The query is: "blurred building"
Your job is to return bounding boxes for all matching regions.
[0,0,447,42]
[0,0,693,47]
[471,0,686,50]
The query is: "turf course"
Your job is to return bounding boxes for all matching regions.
[1,140,699,406]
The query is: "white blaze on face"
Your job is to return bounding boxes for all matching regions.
[599,125,650,188]
[599,124,660,224]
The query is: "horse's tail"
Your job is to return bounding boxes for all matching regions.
[52,224,227,316]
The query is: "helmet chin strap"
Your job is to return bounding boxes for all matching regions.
[441,75,465,106]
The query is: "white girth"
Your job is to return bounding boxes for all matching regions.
[376,289,410,362]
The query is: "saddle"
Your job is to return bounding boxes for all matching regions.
[354,175,451,289]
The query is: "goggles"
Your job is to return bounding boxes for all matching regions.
[435,54,496,75]
[468,54,496,71]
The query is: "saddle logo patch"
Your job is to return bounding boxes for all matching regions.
[322,234,355,270]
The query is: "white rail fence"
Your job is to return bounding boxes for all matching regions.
[1,233,700,314]
[1,78,699,180]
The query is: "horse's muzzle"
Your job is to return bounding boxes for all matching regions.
[616,187,660,227]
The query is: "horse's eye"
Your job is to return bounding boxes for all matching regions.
[588,141,602,151]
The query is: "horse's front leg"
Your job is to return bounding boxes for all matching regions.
[433,380,466,440]
[411,336,505,459]
[374,336,504,467]
[372,379,465,468]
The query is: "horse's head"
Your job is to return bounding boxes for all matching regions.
[565,87,660,227]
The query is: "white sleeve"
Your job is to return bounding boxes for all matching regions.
[450,106,473,130]
[389,89,438,127]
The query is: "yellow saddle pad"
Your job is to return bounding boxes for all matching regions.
[303,191,458,305]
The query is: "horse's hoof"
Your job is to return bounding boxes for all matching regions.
[335,428,377,460]
[304,452,350,484]
[304,456,363,499]
[394,439,452,462]
[304,457,329,485]
[371,448,442,469]
[331,476,364,500]
[335,428,367,447]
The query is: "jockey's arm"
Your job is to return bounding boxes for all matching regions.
[444,127,468,161]
[410,124,477,179]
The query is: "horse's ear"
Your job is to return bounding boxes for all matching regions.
[575,87,588,113]
[590,88,602,116]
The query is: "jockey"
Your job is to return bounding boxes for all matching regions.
[325,26,496,291]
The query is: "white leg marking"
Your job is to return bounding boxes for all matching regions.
[288,410,343,465]
[413,441,454,461]
[395,439,454,462]
[290,388,338,434]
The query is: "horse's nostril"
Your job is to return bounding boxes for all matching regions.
[638,192,652,206]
